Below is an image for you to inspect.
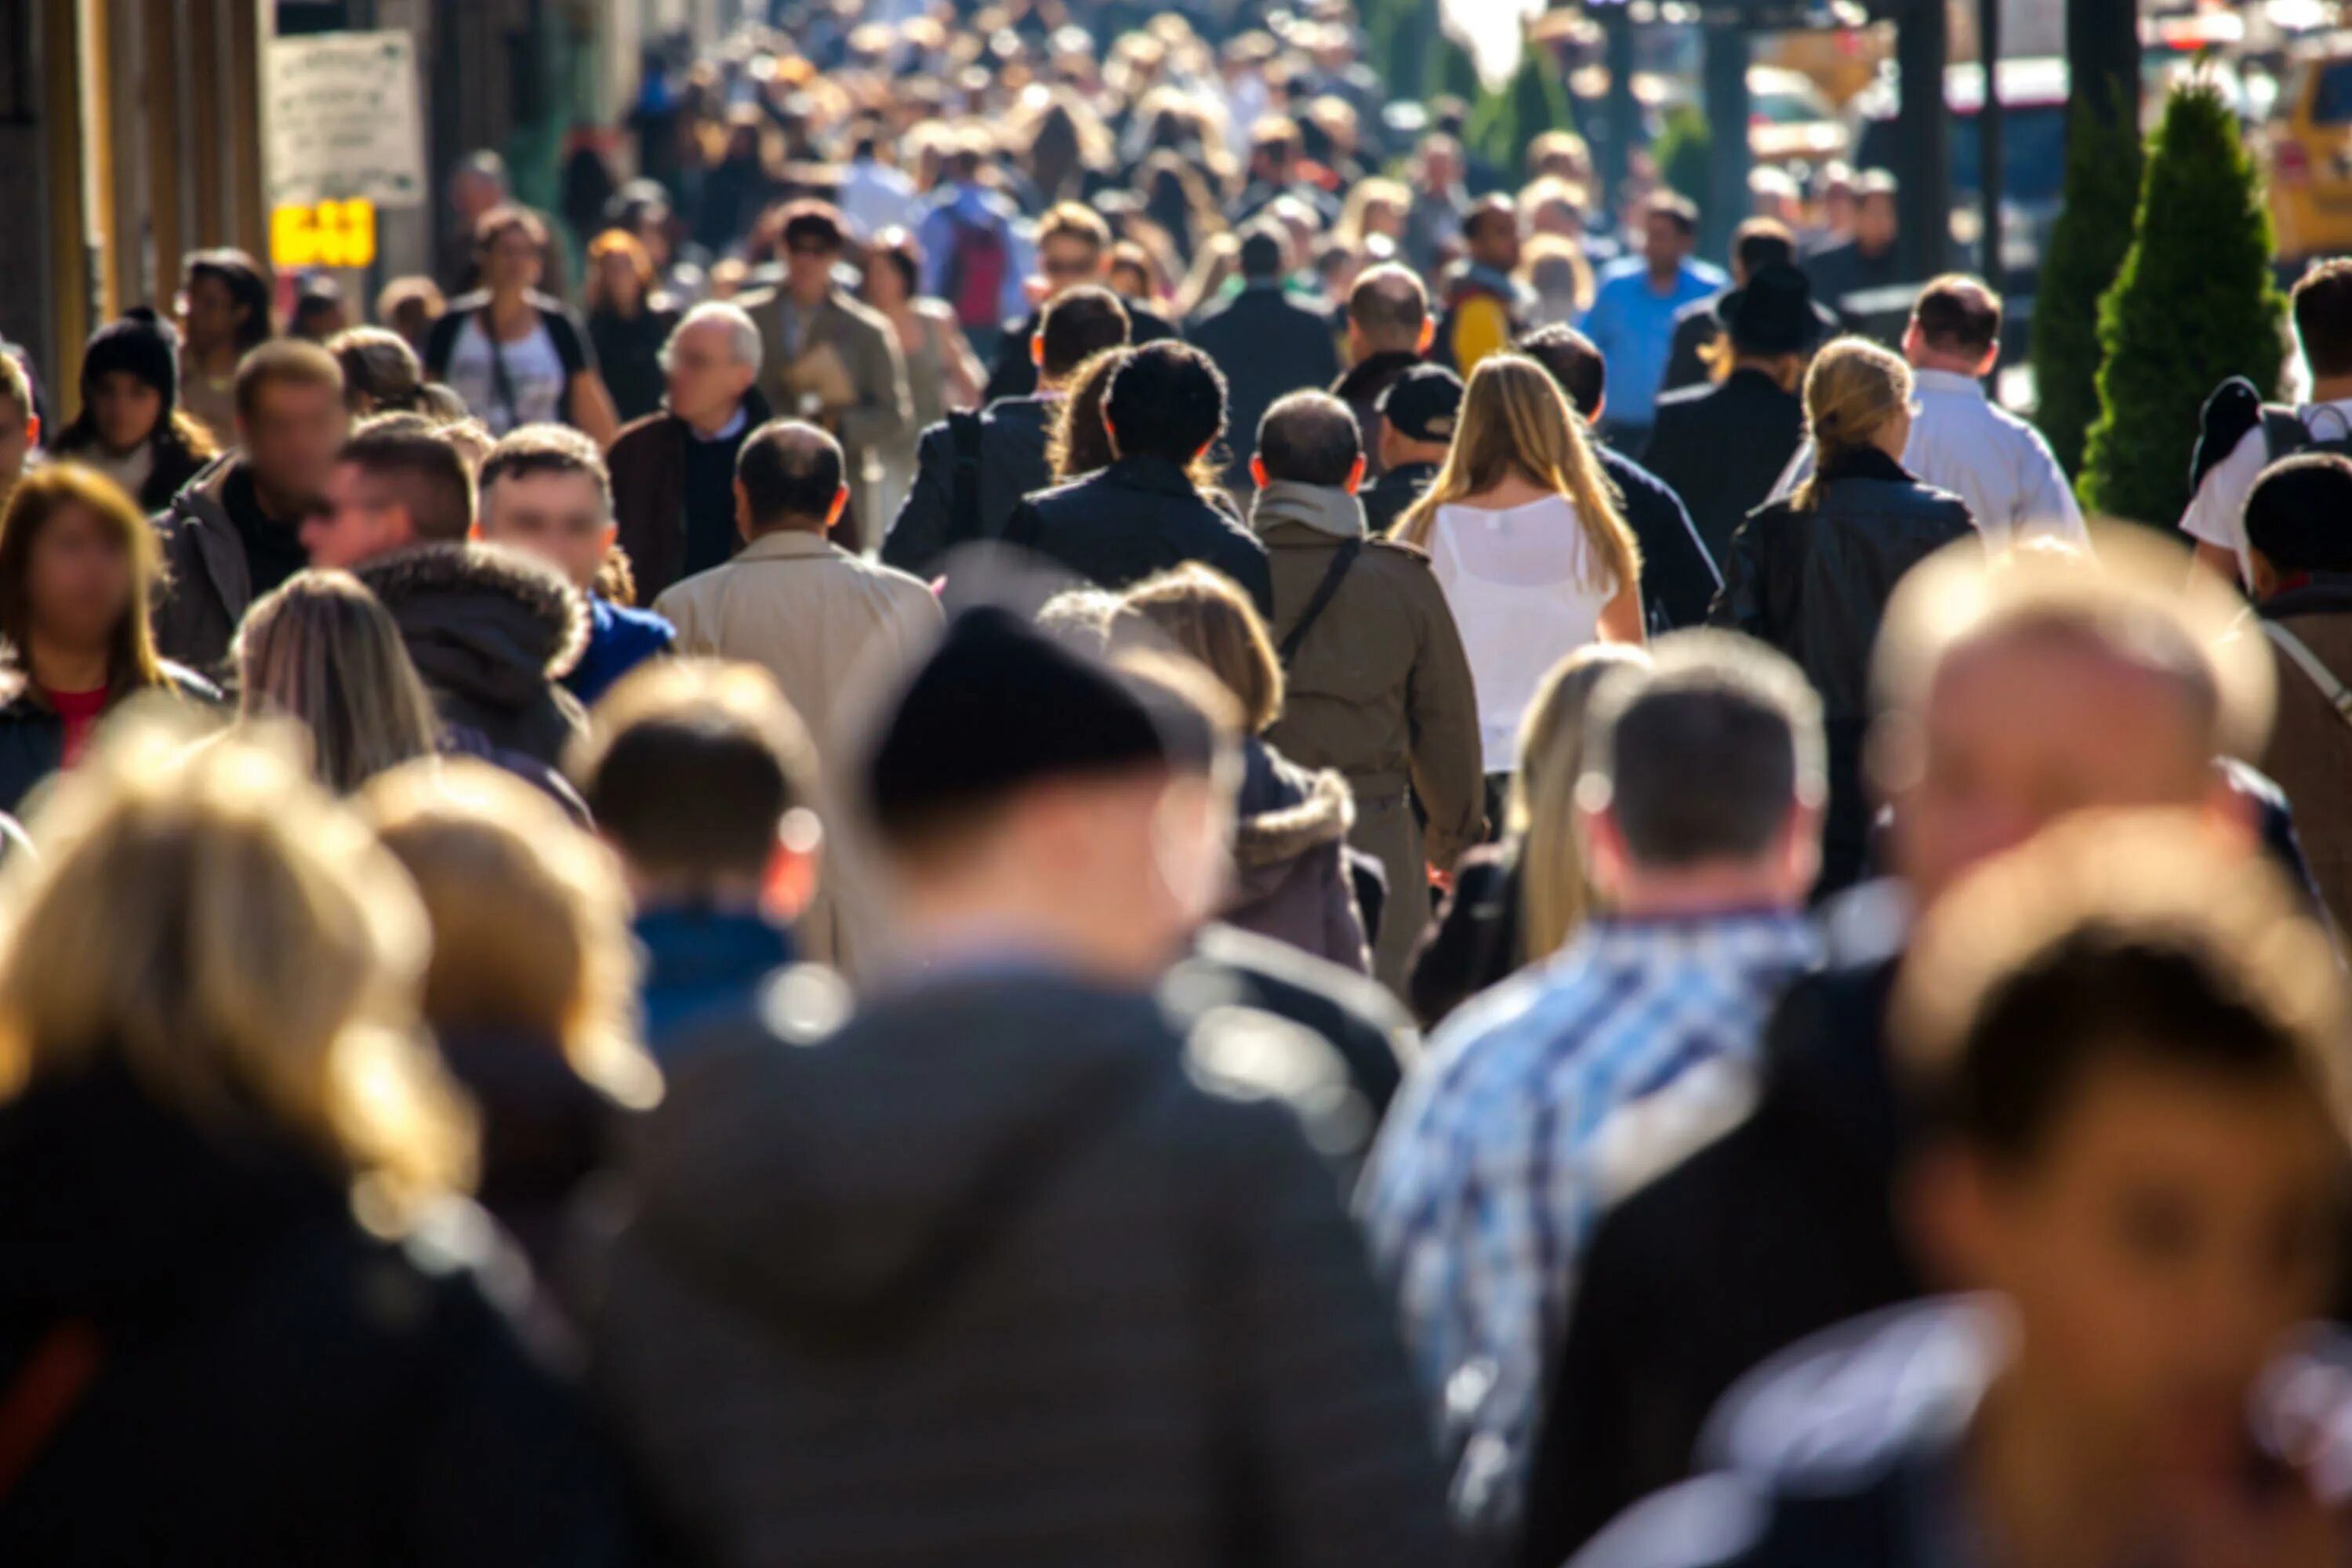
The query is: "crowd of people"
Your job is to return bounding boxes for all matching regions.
[5,2,2352,1566]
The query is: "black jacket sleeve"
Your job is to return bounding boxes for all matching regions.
[1617,470,1720,632]
[881,422,956,578]
[1710,516,1769,640]
[1218,532,1278,619]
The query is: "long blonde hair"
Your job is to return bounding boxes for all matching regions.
[1793,336,1912,512]
[236,572,443,795]
[0,722,474,1217]
[1514,643,1651,962]
[1392,354,1642,596]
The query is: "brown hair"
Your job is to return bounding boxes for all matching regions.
[1792,337,1912,511]
[585,229,657,310]
[474,203,549,255]
[234,339,344,423]
[1912,274,2002,358]
[1047,347,1224,495]
[339,426,476,544]
[1115,563,1284,735]
[1037,200,1112,252]
[0,465,168,696]
[2295,258,2352,379]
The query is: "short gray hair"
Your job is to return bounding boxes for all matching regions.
[662,303,763,378]
[1580,630,1826,869]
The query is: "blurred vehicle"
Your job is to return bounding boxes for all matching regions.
[2264,34,2352,268]
[1851,56,2070,288]
[1748,66,1852,168]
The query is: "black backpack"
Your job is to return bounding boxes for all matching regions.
[2191,376,2352,498]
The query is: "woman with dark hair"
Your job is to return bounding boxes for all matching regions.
[176,249,273,446]
[49,317,217,513]
[326,327,465,420]
[0,465,215,811]
[425,205,621,444]
[583,229,679,423]
[860,227,983,528]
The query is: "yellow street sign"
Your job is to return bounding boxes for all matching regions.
[270,198,378,270]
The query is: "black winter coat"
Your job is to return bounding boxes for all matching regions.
[882,394,1057,578]
[1362,460,1439,538]
[0,663,220,816]
[589,970,1452,1568]
[1168,923,1420,1123]
[0,1065,635,1566]
[1597,446,1722,633]
[1642,368,1806,568]
[1005,455,1276,615]
[1331,350,1426,477]
[1187,285,1344,489]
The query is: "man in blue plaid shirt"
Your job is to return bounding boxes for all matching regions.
[1359,632,1826,1546]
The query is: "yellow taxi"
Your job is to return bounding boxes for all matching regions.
[2267,37,2352,267]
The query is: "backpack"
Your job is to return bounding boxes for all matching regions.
[2191,376,2352,498]
[939,211,1009,333]
[2261,402,2352,463]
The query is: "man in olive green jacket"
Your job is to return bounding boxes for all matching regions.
[1250,391,1486,993]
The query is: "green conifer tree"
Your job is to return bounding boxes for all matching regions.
[2030,94,2143,479]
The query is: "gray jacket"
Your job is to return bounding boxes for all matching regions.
[150,455,256,681]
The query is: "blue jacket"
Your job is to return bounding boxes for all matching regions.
[564,596,674,708]
[634,906,797,1053]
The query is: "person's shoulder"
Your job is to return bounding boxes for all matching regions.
[602,597,675,642]
[1653,381,1718,419]
[158,660,223,704]
[827,289,895,337]
[1364,534,1433,569]
[608,408,675,455]
[1671,293,1722,328]
[1565,1473,1783,1568]
[1593,257,1647,289]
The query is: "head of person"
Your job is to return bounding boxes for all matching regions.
[328,327,434,419]
[303,425,474,570]
[1036,201,1112,298]
[180,249,273,357]
[1115,563,1284,737]
[450,149,510,223]
[1820,162,1860,234]
[362,758,656,1113]
[660,302,763,433]
[858,606,1238,986]
[1871,534,2273,913]
[1512,643,1652,960]
[234,341,349,508]
[0,727,469,1220]
[1103,340,1227,474]
[1710,262,1820,391]
[1106,240,1156,303]
[1728,216,1797,287]
[289,278,349,343]
[1905,274,2003,379]
[0,353,38,493]
[1792,337,1915,507]
[234,570,442,793]
[1642,192,1700,273]
[1416,132,1463,193]
[735,419,847,541]
[74,316,180,456]
[1575,631,1825,915]
[1375,364,1464,473]
[0,465,165,687]
[1048,346,1130,481]
[2244,452,2352,599]
[1517,322,1608,426]
[1251,390,1364,495]
[586,229,656,317]
[1748,165,1803,229]
[1854,170,1900,252]
[568,659,822,916]
[1519,176,1588,239]
[1347,262,1432,360]
[474,205,549,299]
[861,227,921,314]
[1896,815,2350,1490]
[1394,354,1639,601]
[1236,220,1289,286]
[376,276,446,354]
[1464,194,1523,274]
[1248,114,1301,184]
[2291,258,2352,384]
[778,201,848,303]
[1030,285,1131,391]
[477,425,614,593]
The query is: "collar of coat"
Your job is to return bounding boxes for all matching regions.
[734,528,845,562]
[1097,454,1201,499]
[1250,477,1364,540]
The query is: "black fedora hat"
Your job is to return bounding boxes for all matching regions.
[1714,262,1823,357]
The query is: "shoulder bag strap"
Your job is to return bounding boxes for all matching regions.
[1276,538,1364,666]
[2263,620,2352,730]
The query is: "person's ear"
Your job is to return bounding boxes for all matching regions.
[1588,392,1606,429]
[1971,342,2000,380]
[600,522,620,552]
[1031,332,1046,368]
[734,478,753,542]
[761,809,823,922]
[1249,454,1269,489]
[1345,455,1367,495]
[1901,1142,2001,1293]
[1575,796,1629,906]
[825,484,850,533]
[25,414,40,449]
[1416,317,1435,355]
[1774,799,1824,902]
[2250,549,2284,603]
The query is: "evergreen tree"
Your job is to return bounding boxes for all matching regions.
[1465,45,1576,180]
[2030,94,2143,479]
[1654,105,1711,208]
[2081,84,2285,525]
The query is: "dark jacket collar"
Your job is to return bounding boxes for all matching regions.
[2263,572,2352,621]
[1818,445,1917,488]
[1333,349,1425,402]
[1096,454,1203,499]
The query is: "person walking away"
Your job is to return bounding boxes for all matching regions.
[861,227,985,532]
[0,465,216,813]
[1712,337,1978,894]
[1642,263,1820,565]
[916,136,1033,368]
[425,206,620,445]
[742,201,911,554]
[50,317,215,513]
[174,248,273,448]
[981,201,1174,402]
[477,425,674,706]
[1518,325,1721,631]
[1186,221,1342,494]
[883,285,1131,578]
[1657,220,1836,396]
[152,342,348,676]
[1434,197,1531,377]
[328,328,459,421]
[1333,264,1436,477]
[1800,169,1903,323]
[1003,340,1275,612]
[0,731,634,1566]
[583,230,681,425]
[1248,390,1483,993]
[586,604,1453,1567]
[1118,563,1370,971]
[1392,354,1646,803]
[607,303,772,604]
[1770,275,2085,547]
[1363,632,1825,1552]
[567,659,823,1050]
[1577,194,1726,451]
[1359,365,1460,536]
[1572,816,2352,1568]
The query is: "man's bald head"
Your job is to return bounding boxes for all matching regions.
[1348,263,1428,354]
[736,419,847,535]
[1907,274,2002,375]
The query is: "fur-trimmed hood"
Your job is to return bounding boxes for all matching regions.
[356,542,590,706]
[1232,739,1354,886]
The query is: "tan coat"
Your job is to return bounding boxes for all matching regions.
[739,286,912,547]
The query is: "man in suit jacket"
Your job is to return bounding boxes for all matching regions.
[739,201,911,553]
[607,303,774,603]
[1186,222,1341,493]
[981,202,1174,403]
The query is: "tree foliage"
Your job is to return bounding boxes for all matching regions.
[1465,44,1576,180]
[1654,104,1711,209]
[2030,94,2143,479]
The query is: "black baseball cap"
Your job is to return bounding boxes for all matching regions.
[1377,364,1464,445]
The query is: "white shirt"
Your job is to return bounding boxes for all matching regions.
[2180,397,2352,582]
[1772,368,2088,547]
[445,315,566,436]
[839,159,920,243]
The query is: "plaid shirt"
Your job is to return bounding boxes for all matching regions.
[1359,909,1819,1534]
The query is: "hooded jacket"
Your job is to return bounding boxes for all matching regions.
[151,454,257,678]
[355,543,590,768]
[588,969,1451,1568]
[1227,739,1368,974]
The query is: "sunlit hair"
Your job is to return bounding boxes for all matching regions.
[327,325,435,417]
[361,758,659,1113]
[1392,353,1640,596]
[1792,336,1911,511]
[585,229,657,311]
[0,722,474,1217]
[1335,176,1409,249]
[1115,563,1284,735]
[1512,643,1651,962]
[235,571,443,794]
[1048,346,1130,481]
[0,464,167,695]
